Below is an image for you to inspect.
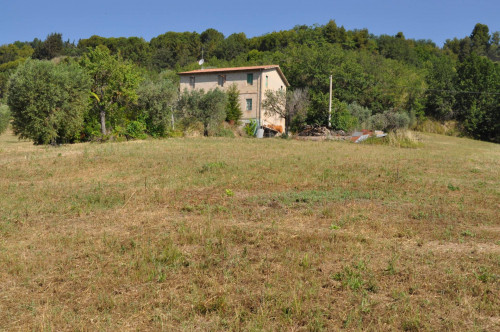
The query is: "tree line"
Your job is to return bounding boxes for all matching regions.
[0,21,499,143]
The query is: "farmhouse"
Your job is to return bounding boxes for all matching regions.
[178,65,290,130]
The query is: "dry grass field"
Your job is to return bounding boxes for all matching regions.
[0,129,499,331]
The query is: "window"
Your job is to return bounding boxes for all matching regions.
[218,75,225,87]
[247,73,253,85]
[246,98,252,111]
[189,76,195,88]
[265,75,268,88]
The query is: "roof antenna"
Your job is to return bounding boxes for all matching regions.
[198,48,204,69]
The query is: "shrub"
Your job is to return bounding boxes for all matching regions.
[244,119,258,136]
[368,110,410,131]
[125,120,147,140]
[331,100,358,132]
[347,102,371,127]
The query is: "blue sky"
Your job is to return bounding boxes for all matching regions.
[1,0,499,46]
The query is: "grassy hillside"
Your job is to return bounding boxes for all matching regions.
[0,130,499,331]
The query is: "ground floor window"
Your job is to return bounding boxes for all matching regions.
[246,98,252,111]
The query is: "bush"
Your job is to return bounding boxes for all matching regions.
[347,102,371,127]
[368,110,410,131]
[7,59,90,144]
[125,120,147,140]
[244,119,258,136]
[331,100,358,132]
[0,104,10,134]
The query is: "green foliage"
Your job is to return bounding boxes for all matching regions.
[244,119,258,136]
[32,33,64,60]
[7,59,90,144]
[150,31,201,69]
[330,99,358,131]
[136,77,178,137]
[78,36,151,66]
[225,83,242,122]
[178,88,227,136]
[347,102,371,127]
[125,120,148,140]
[368,110,410,131]
[424,56,457,120]
[0,104,11,134]
[0,43,34,98]
[455,54,500,142]
[80,46,143,138]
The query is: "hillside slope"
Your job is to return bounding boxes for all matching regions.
[0,131,499,330]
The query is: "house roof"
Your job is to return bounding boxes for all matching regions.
[178,65,290,87]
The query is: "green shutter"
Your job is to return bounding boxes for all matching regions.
[247,73,253,85]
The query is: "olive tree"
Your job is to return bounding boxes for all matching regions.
[136,78,178,137]
[178,88,227,136]
[7,59,90,144]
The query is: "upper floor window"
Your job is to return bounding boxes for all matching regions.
[265,75,268,88]
[247,73,253,85]
[189,76,195,88]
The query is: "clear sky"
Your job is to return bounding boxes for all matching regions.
[1,0,499,47]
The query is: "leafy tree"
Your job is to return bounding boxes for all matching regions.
[0,43,34,98]
[425,56,457,120]
[7,59,90,144]
[78,36,151,66]
[262,88,310,135]
[330,99,358,131]
[219,33,248,60]
[136,77,178,137]
[178,88,227,136]
[32,33,64,60]
[470,23,490,56]
[201,29,224,59]
[150,32,201,69]
[225,83,242,122]
[455,54,500,142]
[80,47,142,136]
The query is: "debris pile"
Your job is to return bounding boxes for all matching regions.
[298,125,332,137]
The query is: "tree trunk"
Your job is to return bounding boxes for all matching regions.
[285,114,290,136]
[100,109,107,135]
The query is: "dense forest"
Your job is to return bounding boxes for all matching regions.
[0,20,499,143]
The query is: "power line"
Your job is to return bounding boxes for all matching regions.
[334,77,500,95]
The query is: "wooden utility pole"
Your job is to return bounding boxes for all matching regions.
[328,75,332,127]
